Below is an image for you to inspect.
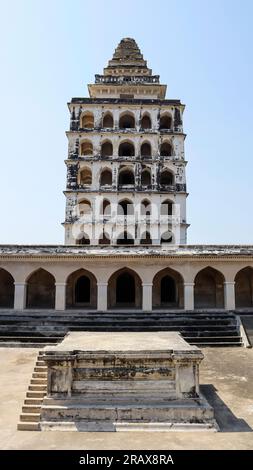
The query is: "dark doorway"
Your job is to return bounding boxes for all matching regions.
[75,276,90,303]
[116,272,135,304]
[161,276,176,303]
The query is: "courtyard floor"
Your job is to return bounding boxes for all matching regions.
[0,346,252,450]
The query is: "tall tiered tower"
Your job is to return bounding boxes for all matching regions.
[64,38,189,245]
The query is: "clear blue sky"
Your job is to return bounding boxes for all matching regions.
[0,0,252,244]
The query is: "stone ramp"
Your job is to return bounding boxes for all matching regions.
[0,310,242,347]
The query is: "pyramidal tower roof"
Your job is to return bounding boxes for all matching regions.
[106,37,149,72]
[89,37,167,100]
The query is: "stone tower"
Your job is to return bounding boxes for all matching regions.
[64,38,189,245]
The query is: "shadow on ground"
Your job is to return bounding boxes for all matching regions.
[201,384,252,432]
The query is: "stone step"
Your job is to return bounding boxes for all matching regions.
[24,398,44,405]
[17,421,40,431]
[30,378,47,385]
[26,391,46,398]
[32,372,47,379]
[22,405,41,413]
[34,365,47,372]
[20,413,40,423]
[28,385,47,392]
[0,342,52,348]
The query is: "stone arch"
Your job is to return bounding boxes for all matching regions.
[118,166,135,185]
[119,112,135,129]
[102,112,114,128]
[118,198,134,216]
[160,169,174,186]
[0,268,14,308]
[100,168,112,186]
[140,113,152,129]
[140,231,152,245]
[118,141,135,157]
[141,199,151,216]
[140,141,152,157]
[141,168,151,186]
[66,268,97,308]
[78,199,91,215]
[79,167,92,185]
[235,266,253,308]
[101,198,111,216]
[98,232,111,245]
[108,268,142,309]
[161,199,173,216]
[80,140,93,156]
[101,140,113,157]
[26,268,55,309]
[81,112,94,129]
[160,142,173,157]
[194,267,225,309]
[76,233,90,245]
[117,231,134,245]
[161,230,174,243]
[153,268,184,309]
[159,113,172,130]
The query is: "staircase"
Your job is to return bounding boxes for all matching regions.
[17,351,46,431]
[0,310,242,347]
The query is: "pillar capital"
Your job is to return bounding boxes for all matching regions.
[183,282,195,287]
[223,281,235,285]
[55,282,67,286]
[14,281,27,286]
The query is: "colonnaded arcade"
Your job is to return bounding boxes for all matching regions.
[0,38,253,314]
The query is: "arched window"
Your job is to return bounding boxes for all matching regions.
[101,199,111,216]
[160,170,174,186]
[78,199,91,216]
[118,168,135,185]
[159,114,172,130]
[101,141,113,157]
[79,168,92,185]
[152,268,184,308]
[107,268,142,309]
[66,269,97,308]
[81,112,94,129]
[117,232,134,245]
[141,142,151,157]
[103,113,114,128]
[118,141,135,157]
[100,169,112,186]
[141,199,151,216]
[160,142,173,156]
[118,199,134,216]
[80,140,93,156]
[141,114,151,129]
[161,200,173,216]
[119,113,135,129]
[161,230,174,243]
[141,169,151,186]
[140,231,152,244]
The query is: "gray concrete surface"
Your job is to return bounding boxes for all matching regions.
[0,346,252,449]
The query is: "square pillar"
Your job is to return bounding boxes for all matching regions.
[55,283,67,311]
[184,282,194,310]
[14,282,27,310]
[142,283,152,312]
[224,282,235,310]
[97,282,108,311]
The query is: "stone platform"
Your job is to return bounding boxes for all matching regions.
[39,332,218,431]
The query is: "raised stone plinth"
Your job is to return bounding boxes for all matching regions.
[40,332,218,431]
